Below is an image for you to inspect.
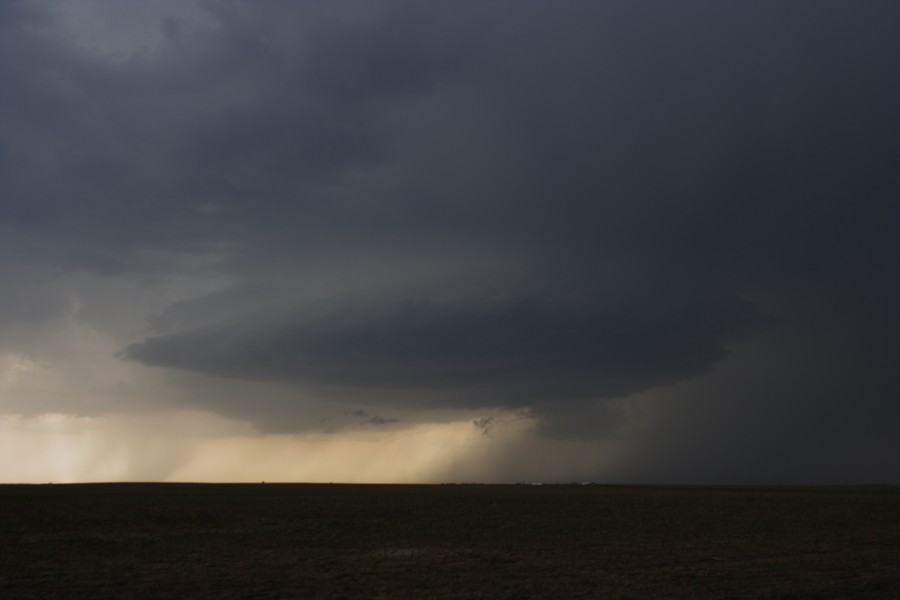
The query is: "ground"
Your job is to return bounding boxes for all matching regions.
[1,483,898,598]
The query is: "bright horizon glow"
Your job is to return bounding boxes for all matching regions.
[0,411,619,484]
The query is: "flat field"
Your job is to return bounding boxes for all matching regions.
[1,483,898,598]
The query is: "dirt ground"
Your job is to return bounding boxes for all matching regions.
[1,483,898,598]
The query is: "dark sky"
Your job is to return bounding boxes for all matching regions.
[2,1,900,483]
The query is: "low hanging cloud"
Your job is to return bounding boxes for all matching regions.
[121,287,769,415]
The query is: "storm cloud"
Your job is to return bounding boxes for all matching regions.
[122,288,768,411]
[3,1,900,482]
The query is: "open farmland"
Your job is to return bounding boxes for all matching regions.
[1,483,898,598]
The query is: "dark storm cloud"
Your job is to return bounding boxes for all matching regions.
[4,1,900,480]
[0,1,474,271]
[122,287,769,413]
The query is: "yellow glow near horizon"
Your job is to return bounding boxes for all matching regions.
[0,411,617,484]
[0,412,243,483]
[0,412,521,483]
[167,420,491,483]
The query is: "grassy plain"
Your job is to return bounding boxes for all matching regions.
[1,483,898,598]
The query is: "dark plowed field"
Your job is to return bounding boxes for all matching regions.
[1,483,898,598]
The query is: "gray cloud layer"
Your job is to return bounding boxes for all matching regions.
[123,288,768,411]
[3,1,900,481]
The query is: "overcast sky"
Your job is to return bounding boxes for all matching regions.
[2,0,899,483]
